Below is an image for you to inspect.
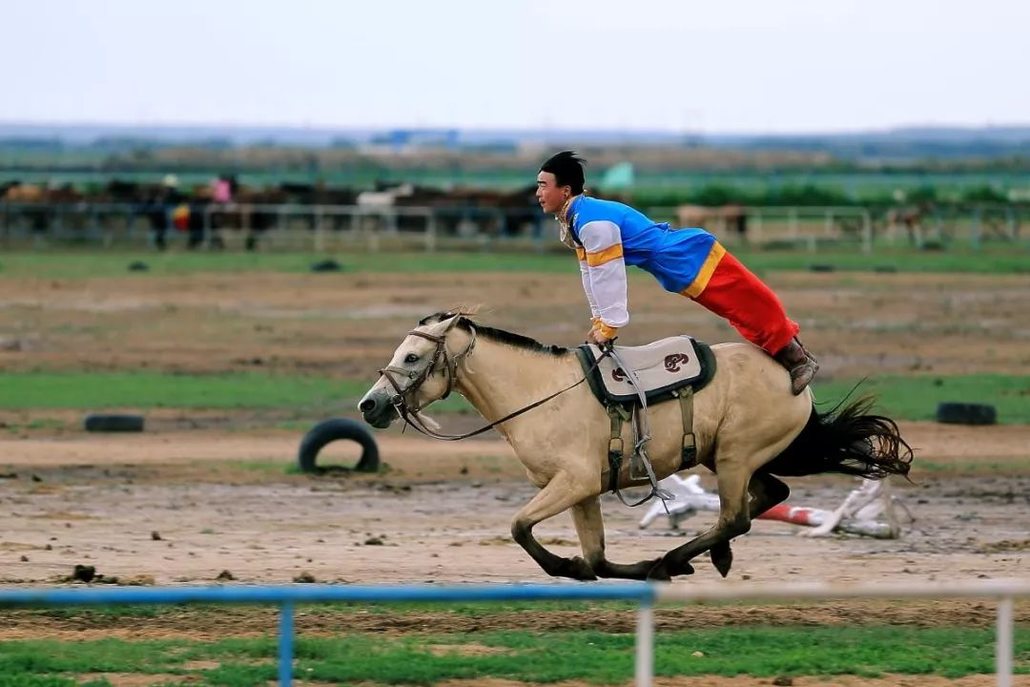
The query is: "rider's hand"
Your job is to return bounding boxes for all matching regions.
[586,322,618,346]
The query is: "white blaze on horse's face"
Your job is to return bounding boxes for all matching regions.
[358,317,458,428]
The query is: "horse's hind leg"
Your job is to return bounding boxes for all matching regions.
[648,463,753,580]
[511,472,598,581]
[709,471,790,577]
[570,497,660,580]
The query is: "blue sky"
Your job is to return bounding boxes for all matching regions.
[2,0,1027,133]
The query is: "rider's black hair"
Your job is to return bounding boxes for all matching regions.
[539,151,586,195]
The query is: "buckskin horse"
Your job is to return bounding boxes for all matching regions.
[359,311,912,581]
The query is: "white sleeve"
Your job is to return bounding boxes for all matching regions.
[579,220,629,328]
[577,254,601,318]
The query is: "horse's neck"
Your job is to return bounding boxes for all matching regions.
[455,337,577,437]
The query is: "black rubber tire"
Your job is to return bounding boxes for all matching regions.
[84,414,145,432]
[298,418,379,473]
[310,259,342,273]
[935,402,997,426]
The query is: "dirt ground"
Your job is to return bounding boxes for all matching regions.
[0,265,1027,684]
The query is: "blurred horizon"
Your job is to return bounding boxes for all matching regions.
[3,1,1027,133]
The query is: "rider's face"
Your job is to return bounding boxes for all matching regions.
[536,172,570,214]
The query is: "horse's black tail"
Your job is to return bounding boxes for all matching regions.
[765,397,913,479]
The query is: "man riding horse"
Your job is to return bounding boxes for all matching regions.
[535,151,818,394]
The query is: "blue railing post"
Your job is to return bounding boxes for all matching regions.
[279,601,294,687]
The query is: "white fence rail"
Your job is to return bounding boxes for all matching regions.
[652,579,1028,687]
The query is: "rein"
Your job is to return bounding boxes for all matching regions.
[379,326,611,442]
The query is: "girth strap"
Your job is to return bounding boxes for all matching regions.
[672,387,698,469]
[606,404,630,494]
[605,404,663,508]
[605,387,698,506]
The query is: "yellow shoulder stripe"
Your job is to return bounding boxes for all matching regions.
[585,244,624,267]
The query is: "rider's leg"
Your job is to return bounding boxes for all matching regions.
[685,245,818,394]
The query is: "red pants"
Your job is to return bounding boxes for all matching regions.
[689,248,799,355]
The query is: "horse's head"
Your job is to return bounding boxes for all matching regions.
[358,311,475,428]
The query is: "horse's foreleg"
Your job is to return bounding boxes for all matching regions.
[648,463,753,580]
[570,497,658,581]
[710,471,790,575]
[511,473,598,581]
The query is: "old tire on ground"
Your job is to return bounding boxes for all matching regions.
[298,418,379,473]
[84,414,145,432]
[935,402,997,426]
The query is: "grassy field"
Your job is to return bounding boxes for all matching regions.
[0,245,1027,279]
[0,623,1025,685]
[2,370,1027,424]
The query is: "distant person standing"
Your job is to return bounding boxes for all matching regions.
[211,174,233,204]
[206,174,236,250]
[535,151,818,395]
[149,174,185,250]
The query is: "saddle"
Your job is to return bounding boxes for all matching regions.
[574,335,716,407]
[574,336,717,491]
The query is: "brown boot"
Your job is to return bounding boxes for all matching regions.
[775,338,819,395]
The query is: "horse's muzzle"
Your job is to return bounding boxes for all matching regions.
[358,390,399,428]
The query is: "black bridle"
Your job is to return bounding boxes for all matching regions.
[379,329,470,405]
[376,323,610,441]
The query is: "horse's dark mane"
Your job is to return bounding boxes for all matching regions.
[418,311,568,357]
[470,321,569,357]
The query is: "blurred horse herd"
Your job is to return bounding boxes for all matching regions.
[0,178,552,249]
[0,178,1022,250]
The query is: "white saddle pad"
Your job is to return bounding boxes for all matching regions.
[586,336,702,401]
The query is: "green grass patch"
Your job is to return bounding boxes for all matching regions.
[3,370,1025,427]
[917,458,1030,474]
[734,245,1029,274]
[0,251,574,279]
[0,369,474,414]
[0,626,1025,684]
[0,371,368,411]
[0,245,1026,279]
[813,374,1030,424]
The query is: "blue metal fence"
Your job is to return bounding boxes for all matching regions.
[0,583,656,687]
[1,580,1026,687]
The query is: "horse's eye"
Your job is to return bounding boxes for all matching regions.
[404,353,419,364]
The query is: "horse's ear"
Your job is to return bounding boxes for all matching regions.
[418,310,461,327]
[418,312,463,337]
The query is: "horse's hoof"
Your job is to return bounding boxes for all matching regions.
[557,556,597,581]
[646,557,689,581]
[647,552,698,581]
[669,561,695,578]
[711,547,733,578]
[646,563,670,582]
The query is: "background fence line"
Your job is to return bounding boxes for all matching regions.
[0,200,1025,252]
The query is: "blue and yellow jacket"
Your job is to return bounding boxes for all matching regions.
[563,195,724,334]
